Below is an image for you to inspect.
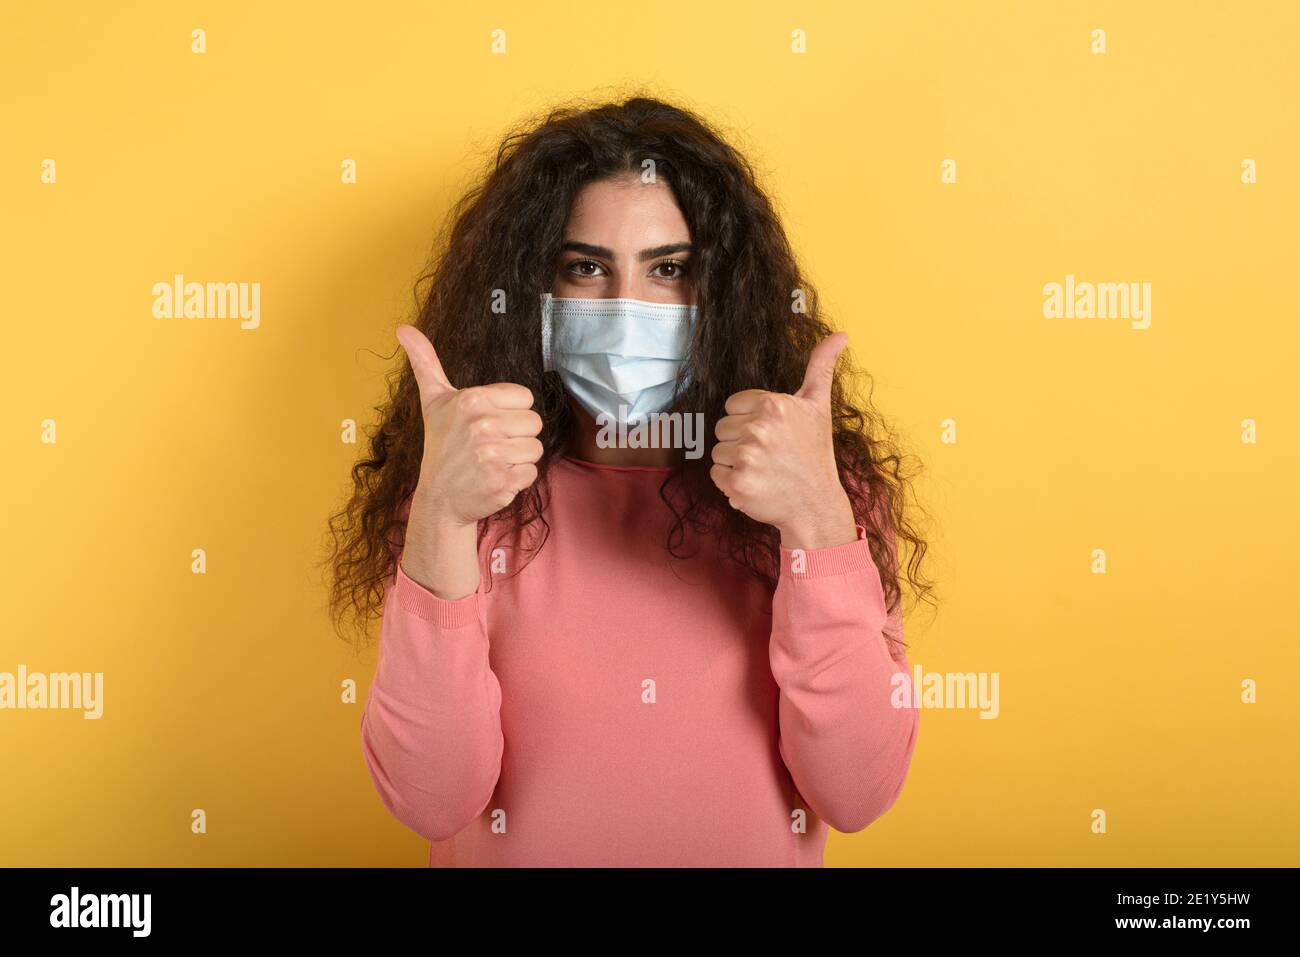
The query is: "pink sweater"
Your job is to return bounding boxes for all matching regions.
[360,454,919,866]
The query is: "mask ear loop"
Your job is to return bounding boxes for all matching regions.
[540,293,554,372]
[672,309,698,404]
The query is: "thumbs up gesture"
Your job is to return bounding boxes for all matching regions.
[396,324,544,527]
[710,332,858,550]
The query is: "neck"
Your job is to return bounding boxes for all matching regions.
[564,398,680,468]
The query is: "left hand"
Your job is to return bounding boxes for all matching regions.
[710,332,859,550]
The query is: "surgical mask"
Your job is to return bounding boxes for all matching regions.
[540,293,697,425]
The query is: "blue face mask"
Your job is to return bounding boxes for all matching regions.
[541,293,697,425]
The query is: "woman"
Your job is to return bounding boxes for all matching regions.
[327,94,933,867]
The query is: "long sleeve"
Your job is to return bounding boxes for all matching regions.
[359,557,505,842]
[769,524,920,834]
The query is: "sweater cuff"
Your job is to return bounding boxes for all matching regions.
[394,559,482,628]
[779,524,875,579]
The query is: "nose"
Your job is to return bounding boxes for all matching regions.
[609,271,638,300]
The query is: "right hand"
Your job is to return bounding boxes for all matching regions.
[396,324,544,527]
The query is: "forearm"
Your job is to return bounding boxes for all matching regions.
[769,530,920,832]
[360,557,504,842]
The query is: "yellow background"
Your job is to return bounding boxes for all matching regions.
[2,0,1296,866]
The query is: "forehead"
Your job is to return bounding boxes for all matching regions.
[563,176,690,247]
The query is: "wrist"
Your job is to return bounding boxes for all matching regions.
[410,485,476,533]
[401,490,481,601]
[778,490,857,551]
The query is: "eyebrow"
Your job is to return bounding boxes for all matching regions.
[560,240,694,262]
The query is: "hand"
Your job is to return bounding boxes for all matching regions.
[396,324,544,528]
[710,332,858,550]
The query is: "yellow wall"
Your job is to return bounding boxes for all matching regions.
[2,1,1296,866]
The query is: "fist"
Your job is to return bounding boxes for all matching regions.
[396,324,544,527]
[710,332,857,549]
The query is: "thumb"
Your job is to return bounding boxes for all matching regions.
[396,324,455,400]
[795,332,848,404]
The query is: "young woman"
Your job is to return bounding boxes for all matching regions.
[327,95,932,867]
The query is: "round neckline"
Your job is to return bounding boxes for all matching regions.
[559,454,675,474]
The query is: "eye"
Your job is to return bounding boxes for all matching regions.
[652,259,690,280]
[565,258,607,277]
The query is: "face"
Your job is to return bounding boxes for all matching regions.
[552,174,695,305]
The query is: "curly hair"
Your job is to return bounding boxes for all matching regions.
[322,90,936,659]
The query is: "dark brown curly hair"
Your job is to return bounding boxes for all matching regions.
[322,91,936,658]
